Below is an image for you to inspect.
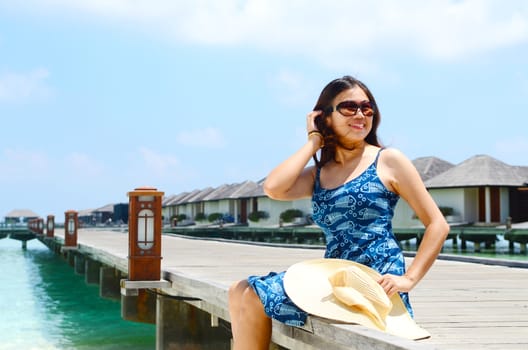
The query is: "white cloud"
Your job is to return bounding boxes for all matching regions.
[10,0,528,67]
[175,127,226,148]
[395,0,528,61]
[121,147,204,191]
[269,70,317,107]
[138,147,180,176]
[65,152,104,178]
[0,148,50,181]
[0,68,53,102]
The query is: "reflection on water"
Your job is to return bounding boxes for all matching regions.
[403,235,528,262]
[0,239,155,350]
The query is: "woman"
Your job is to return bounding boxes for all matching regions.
[228,76,449,349]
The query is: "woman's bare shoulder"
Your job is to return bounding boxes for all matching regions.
[379,147,411,168]
[377,148,421,193]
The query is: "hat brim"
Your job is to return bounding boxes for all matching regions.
[283,258,430,340]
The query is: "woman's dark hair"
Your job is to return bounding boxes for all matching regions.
[312,75,382,168]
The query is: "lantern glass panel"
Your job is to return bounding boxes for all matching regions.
[137,208,154,250]
[67,218,75,235]
[47,219,53,230]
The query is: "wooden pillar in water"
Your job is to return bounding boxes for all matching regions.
[100,266,122,300]
[156,295,232,350]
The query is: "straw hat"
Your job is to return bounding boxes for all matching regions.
[283,258,430,340]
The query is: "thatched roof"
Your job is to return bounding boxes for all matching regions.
[182,188,216,204]
[164,191,191,206]
[518,166,528,180]
[425,154,528,188]
[163,181,265,206]
[225,180,261,199]
[93,203,114,213]
[199,181,260,201]
[412,156,454,181]
[243,178,266,197]
[160,154,527,207]
[4,209,39,218]
[78,208,95,216]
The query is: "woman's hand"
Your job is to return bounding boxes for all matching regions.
[377,274,415,297]
[306,110,323,133]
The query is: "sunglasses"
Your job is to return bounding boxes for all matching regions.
[325,100,375,117]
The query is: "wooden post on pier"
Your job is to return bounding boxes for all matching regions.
[46,215,55,238]
[64,210,78,248]
[37,218,44,235]
[121,187,169,326]
[127,186,164,281]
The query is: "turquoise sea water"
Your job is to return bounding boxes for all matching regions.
[420,236,528,262]
[0,238,156,350]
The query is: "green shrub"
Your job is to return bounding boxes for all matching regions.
[248,211,269,222]
[439,206,454,216]
[207,212,223,223]
[280,209,304,223]
[194,212,206,221]
[176,214,187,221]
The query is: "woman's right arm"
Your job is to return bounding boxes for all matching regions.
[263,111,323,201]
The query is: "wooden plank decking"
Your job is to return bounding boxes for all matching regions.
[49,229,528,350]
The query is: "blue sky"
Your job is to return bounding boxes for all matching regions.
[1,0,527,220]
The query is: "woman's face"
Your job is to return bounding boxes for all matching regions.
[327,86,373,144]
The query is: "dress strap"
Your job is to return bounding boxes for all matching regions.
[314,167,322,184]
[312,167,322,193]
[373,147,385,166]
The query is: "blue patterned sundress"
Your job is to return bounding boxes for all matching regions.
[247,149,413,326]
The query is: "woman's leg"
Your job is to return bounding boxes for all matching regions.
[228,280,272,350]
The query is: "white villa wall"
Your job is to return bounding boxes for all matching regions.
[430,188,464,217]
[181,203,193,220]
[216,200,229,214]
[212,199,236,220]
[291,198,312,214]
[204,201,220,217]
[393,188,466,227]
[162,207,175,223]
[393,201,419,228]
[251,197,288,227]
[249,197,312,227]
[463,188,478,224]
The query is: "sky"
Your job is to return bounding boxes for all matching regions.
[1,0,527,221]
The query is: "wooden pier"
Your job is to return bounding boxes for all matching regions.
[38,228,528,350]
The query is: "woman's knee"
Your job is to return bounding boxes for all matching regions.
[229,280,266,318]
[241,286,267,317]
[228,280,248,310]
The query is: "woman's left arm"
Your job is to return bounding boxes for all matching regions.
[378,148,450,296]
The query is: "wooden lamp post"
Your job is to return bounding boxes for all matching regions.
[28,219,35,233]
[64,210,78,247]
[121,187,169,324]
[127,186,164,281]
[46,215,55,238]
[37,218,44,235]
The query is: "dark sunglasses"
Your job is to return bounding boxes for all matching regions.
[325,100,375,117]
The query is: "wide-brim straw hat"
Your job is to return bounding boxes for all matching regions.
[283,258,430,340]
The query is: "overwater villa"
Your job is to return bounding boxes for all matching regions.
[162,154,528,228]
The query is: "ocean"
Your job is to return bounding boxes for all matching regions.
[0,238,156,350]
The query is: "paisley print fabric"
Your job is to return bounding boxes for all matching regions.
[247,271,306,326]
[248,149,414,326]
